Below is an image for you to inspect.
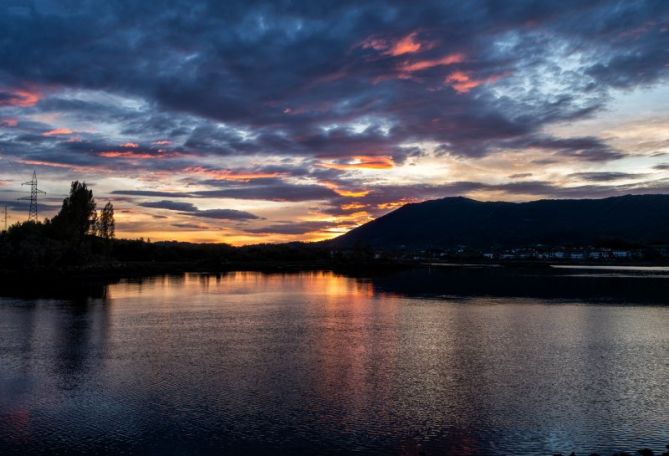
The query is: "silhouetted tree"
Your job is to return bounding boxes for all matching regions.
[51,181,96,241]
[98,202,115,240]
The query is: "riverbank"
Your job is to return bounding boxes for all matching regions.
[0,258,416,284]
[3,256,669,283]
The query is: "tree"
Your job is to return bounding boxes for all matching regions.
[51,181,97,241]
[98,202,115,240]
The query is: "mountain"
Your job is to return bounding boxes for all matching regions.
[330,195,669,249]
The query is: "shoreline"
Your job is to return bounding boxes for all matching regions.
[2,257,669,281]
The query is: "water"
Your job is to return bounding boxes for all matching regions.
[1,268,668,455]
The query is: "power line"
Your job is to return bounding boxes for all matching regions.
[19,170,46,222]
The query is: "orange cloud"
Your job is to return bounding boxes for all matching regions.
[445,71,482,93]
[100,151,158,159]
[16,159,103,174]
[42,128,73,136]
[322,181,370,198]
[0,88,40,107]
[336,189,369,197]
[121,142,139,148]
[399,53,464,73]
[445,71,504,93]
[321,155,395,170]
[341,202,366,211]
[332,210,373,228]
[1,118,18,127]
[360,32,430,57]
[377,198,417,210]
[185,166,281,182]
[153,139,171,146]
[388,32,422,56]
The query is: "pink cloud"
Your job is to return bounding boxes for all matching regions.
[0,87,41,107]
[320,155,395,170]
[359,37,388,52]
[185,166,282,181]
[1,118,18,127]
[445,71,481,93]
[359,31,430,57]
[42,128,73,136]
[444,71,505,93]
[399,53,465,73]
[100,150,181,160]
[387,32,423,56]
[17,159,104,174]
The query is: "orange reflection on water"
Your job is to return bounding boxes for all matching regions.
[106,271,382,302]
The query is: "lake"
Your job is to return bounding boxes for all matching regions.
[1,267,668,455]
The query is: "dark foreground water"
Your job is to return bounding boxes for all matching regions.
[1,267,668,455]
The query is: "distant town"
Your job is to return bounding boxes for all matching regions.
[364,244,669,264]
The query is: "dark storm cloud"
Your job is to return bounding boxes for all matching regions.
[499,135,626,162]
[112,190,194,198]
[0,199,59,213]
[195,209,259,220]
[194,183,338,202]
[139,200,197,212]
[138,199,259,220]
[319,175,669,220]
[568,172,646,182]
[2,0,669,242]
[1,0,667,169]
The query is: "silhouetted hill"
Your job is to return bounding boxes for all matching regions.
[330,195,669,249]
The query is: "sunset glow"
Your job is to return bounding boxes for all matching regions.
[1,1,668,245]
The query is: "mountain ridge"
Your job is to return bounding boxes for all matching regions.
[330,194,669,249]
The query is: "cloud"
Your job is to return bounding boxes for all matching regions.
[138,199,259,220]
[42,128,73,136]
[398,53,465,74]
[1,1,669,239]
[139,200,197,212]
[568,172,645,182]
[0,87,40,107]
[243,220,338,235]
[195,209,259,220]
[320,155,395,170]
[184,166,283,181]
[194,183,338,202]
[360,31,429,57]
[112,190,193,198]
[503,135,625,162]
[99,150,180,160]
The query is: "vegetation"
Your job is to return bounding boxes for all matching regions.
[3,181,668,276]
[0,181,116,271]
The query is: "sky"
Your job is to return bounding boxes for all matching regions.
[1,0,669,244]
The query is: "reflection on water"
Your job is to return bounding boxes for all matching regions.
[1,269,668,455]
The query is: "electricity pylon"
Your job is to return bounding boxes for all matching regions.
[19,171,46,222]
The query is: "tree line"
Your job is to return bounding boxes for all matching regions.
[0,181,116,270]
[0,180,338,273]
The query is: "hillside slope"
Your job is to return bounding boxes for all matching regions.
[330,195,669,249]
